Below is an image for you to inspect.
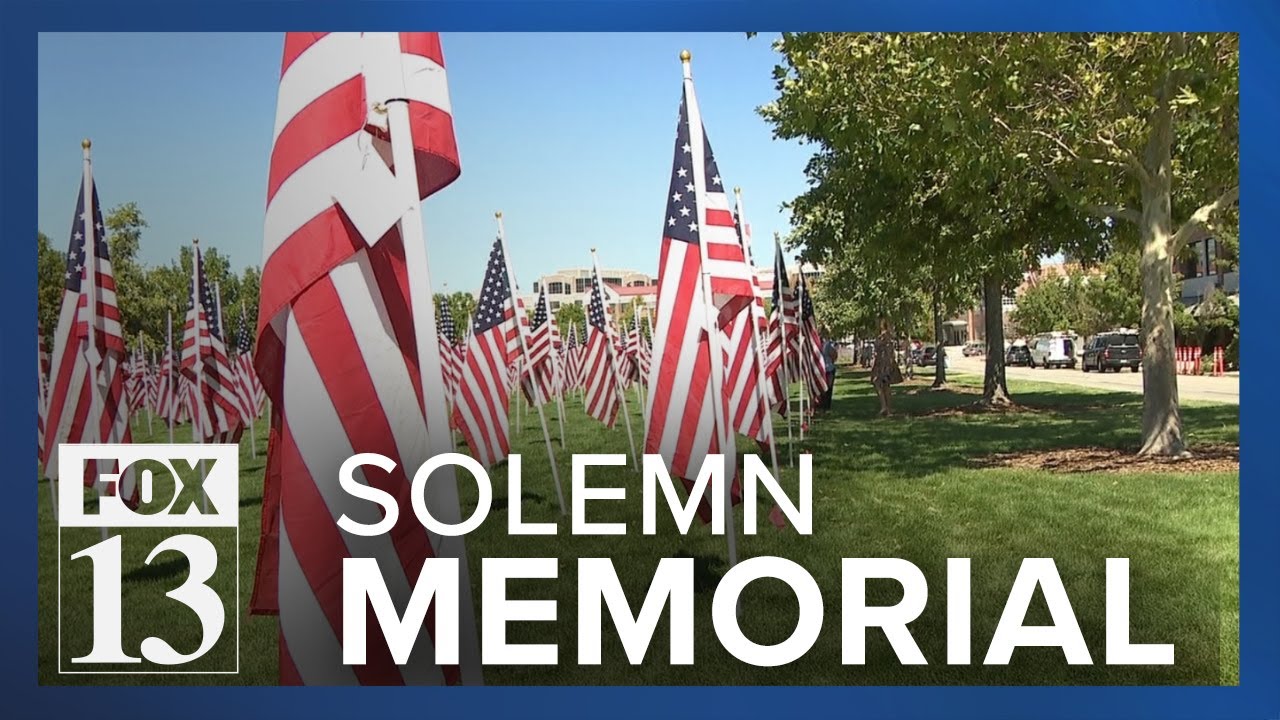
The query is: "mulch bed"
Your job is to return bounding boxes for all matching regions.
[972,444,1239,474]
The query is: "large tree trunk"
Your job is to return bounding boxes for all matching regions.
[1136,100,1186,457]
[932,286,947,388]
[981,273,1012,406]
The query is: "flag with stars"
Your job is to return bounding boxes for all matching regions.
[452,237,516,468]
[581,272,622,427]
[437,296,462,403]
[644,60,753,488]
[797,272,829,402]
[41,149,134,497]
[524,288,559,404]
[766,235,798,415]
[180,242,245,441]
[232,304,264,421]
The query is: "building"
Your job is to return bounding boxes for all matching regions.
[525,267,657,313]
[1178,237,1239,310]
[522,263,785,316]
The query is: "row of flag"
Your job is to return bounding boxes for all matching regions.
[36,144,267,491]
[38,33,832,686]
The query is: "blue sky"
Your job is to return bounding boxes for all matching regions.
[37,32,811,292]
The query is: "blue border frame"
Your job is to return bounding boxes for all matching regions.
[3,2,1272,717]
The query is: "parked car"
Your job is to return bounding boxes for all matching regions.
[1029,332,1077,369]
[962,341,985,357]
[1005,344,1031,367]
[920,345,938,366]
[1082,330,1141,373]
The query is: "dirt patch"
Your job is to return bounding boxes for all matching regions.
[972,444,1239,474]
[910,400,1043,417]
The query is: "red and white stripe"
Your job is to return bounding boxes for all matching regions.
[41,149,135,501]
[252,32,475,686]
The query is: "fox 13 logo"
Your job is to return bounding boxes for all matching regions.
[56,444,240,675]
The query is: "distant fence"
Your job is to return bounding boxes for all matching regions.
[1176,346,1225,377]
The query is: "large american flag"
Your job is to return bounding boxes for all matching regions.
[765,235,798,415]
[581,272,622,427]
[452,237,515,469]
[251,32,478,686]
[644,62,754,484]
[41,150,134,496]
[180,243,245,443]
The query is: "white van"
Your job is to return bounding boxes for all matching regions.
[1029,332,1077,369]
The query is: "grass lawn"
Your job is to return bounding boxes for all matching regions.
[38,366,1239,685]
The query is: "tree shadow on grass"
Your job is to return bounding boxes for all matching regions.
[804,368,1239,477]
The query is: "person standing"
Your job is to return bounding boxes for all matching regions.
[870,317,901,417]
[820,330,838,410]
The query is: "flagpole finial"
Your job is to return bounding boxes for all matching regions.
[81,138,92,150]
[680,50,691,63]
[734,186,741,194]
[495,211,503,219]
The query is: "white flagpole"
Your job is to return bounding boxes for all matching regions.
[496,212,567,515]
[376,37,480,683]
[735,188,782,482]
[591,249,639,470]
[81,140,109,542]
[682,52,738,572]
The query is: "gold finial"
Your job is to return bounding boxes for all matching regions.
[193,238,200,245]
[734,186,741,194]
[81,138,92,150]
[373,102,388,115]
[590,247,597,253]
[680,50,691,63]
[495,210,503,219]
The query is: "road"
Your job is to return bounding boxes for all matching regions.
[938,348,1239,405]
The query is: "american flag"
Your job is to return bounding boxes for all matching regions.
[797,272,829,402]
[563,323,582,392]
[525,289,558,403]
[127,346,147,414]
[624,308,651,386]
[37,320,50,468]
[146,350,160,413]
[251,32,477,686]
[41,147,134,497]
[581,272,622,427]
[180,243,245,443]
[437,296,461,402]
[156,336,177,426]
[723,195,771,444]
[453,237,516,467]
[644,60,754,486]
[765,235,798,415]
[232,304,263,422]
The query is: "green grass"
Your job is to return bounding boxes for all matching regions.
[38,367,1239,685]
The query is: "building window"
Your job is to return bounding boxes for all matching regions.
[603,276,622,286]
[532,281,540,293]
[550,301,561,311]
[575,277,589,294]
[548,281,566,295]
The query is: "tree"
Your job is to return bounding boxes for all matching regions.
[555,301,586,335]
[990,33,1238,456]
[761,33,1092,404]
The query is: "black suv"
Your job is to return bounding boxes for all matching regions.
[1082,331,1141,373]
[1005,344,1031,367]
